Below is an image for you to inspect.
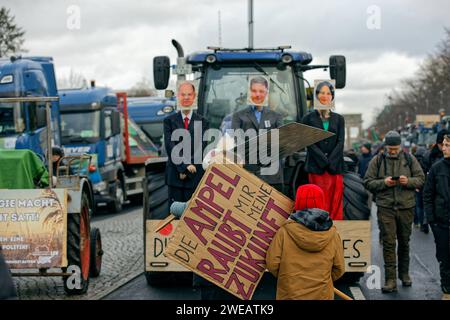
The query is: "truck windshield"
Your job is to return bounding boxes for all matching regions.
[140,122,164,147]
[60,111,101,144]
[202,65,298,130]
[0,102,25,135]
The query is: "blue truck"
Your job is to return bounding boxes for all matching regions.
[0,56,103,294]
[59,87,160,212]
[143,40,371,287]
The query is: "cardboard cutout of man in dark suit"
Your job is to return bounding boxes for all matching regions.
[164,81,209,206]
[231,76,283,189]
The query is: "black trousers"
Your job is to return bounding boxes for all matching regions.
[431,224,450,292]
[168,186,195,207]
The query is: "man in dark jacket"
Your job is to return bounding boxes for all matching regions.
[423,134,450,300]
[358,143,373,178]
[0,250,17,300]
[302,109,345,220]
[364,130,425,293]
[422,129,449,174]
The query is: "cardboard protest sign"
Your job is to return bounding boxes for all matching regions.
[334,220,371,272]
[415,114,440,127]
[164,163,294,300]
[0,189,67,269]
[146,219,188,272]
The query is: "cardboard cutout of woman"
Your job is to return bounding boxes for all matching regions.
[301,80,345,220]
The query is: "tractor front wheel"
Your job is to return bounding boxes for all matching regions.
[63,192,91,295]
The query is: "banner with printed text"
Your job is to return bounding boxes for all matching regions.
[0,189,68,269]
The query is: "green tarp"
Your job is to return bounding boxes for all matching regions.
[0,149,49,189]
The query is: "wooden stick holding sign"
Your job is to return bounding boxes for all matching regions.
[154,214,177,234]
[334,287,353,301]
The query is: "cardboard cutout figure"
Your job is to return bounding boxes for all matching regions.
[314,80,336,110]
[247,75,270,107]
[176,80,199,111]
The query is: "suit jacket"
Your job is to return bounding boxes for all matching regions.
[164,111,209,189]
[301,110,345,174]
[231,106,283,184]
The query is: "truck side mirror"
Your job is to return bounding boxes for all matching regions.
[111,111,121,136]
[329,55,346,89]
[36,107,47,128]
[154,56,170,90]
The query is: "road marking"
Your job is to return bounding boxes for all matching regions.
[413,254,435,278]
[349,286,366,300]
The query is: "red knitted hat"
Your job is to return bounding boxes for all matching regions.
[294,184,326,211]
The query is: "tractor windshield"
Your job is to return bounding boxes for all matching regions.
[202,65,298,131]
[60,110,101,144]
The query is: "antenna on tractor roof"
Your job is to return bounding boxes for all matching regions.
[248,0,254,49]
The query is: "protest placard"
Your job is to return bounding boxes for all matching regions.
[164,163,293,300]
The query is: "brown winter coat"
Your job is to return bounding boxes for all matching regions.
[266,209,345,300]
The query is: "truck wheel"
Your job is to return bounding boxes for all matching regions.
[109,179,124,213]
[89,227,103,278]
[343,171,370,221]
[64,193,91,295]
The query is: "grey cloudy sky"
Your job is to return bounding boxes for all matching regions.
[3,0,450,127]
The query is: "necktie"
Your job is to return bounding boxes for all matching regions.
[184,117,189,130]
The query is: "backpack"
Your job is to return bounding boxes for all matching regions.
[375,152,413,178]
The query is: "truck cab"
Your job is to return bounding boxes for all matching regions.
[0,56,61,159]
[59,87,161,212]
[59,86,125,211]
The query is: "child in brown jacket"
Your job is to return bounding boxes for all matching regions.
[266,184,345,300]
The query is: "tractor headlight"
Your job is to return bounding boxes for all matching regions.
[0,75,13,84]
[163,106,174,113]
[93,181,107,193]
[281,54,293,64]
[206,54,217,64]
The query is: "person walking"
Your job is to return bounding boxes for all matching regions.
[357,143,373,178]
[364,130,425,293]
[423,134,450,300]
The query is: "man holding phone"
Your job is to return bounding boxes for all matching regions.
[364,131,425,293]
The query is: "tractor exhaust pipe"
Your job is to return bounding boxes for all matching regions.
[171,39,184,58]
